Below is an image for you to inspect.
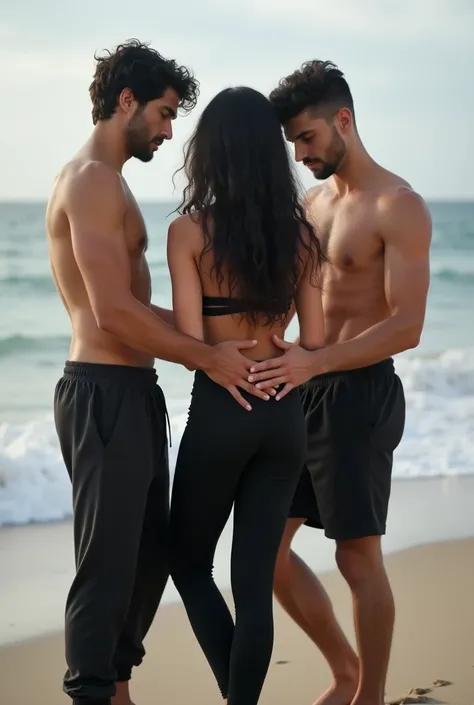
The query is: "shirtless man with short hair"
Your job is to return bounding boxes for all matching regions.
[249,61,432,705]
[46,40,268,705]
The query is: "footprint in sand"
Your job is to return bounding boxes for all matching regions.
[387,680,453,705]
[387,697,431,704]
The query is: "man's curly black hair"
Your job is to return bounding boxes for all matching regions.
[89,39,199,124]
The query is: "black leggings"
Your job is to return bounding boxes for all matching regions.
[169,371,306,705]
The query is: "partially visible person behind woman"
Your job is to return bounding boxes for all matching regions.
[167,86,325,705]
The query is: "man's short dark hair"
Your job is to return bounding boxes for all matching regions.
[89,39,200,124]
[269,60,354,125]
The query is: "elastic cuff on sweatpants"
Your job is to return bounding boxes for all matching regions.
[116,669,132,682]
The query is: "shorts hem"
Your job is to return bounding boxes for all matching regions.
[287,512,323,530]
[303,518,324,530]
[325,526,387,541]
[288,514,387,541]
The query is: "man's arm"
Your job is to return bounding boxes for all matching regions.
[67,163,262,409]
[249,189,431,396]
[68,163,209,368]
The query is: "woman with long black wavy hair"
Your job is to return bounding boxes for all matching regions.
[167,86,325,705]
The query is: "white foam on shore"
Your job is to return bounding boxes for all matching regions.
[1,347,474,527]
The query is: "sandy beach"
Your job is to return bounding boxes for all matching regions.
[1,533,473,704]
[0,5,473,702]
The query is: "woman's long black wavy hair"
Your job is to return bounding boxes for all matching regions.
[176,86,325,325]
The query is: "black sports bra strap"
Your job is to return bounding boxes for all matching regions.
[202,294,292,317]
[202,295,251,316]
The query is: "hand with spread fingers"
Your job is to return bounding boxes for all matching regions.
[207,339,276,410]
[248,335,329,400]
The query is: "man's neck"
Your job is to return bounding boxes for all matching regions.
[84,121,130,172]
[332,139,379,196]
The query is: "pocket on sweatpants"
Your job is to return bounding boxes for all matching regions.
[89,384,126,452]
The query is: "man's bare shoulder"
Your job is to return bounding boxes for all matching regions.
[47,160,128,246]
[376,184,432,247]
[303,186,328,231]
[304,185,325,208]
[377,184,431,222]
[56,160,126,205]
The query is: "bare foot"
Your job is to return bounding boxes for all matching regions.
[313,675,358,705]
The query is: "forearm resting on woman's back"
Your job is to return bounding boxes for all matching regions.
[96,295,210,369]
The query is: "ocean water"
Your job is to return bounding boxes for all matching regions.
[1,200,474,527]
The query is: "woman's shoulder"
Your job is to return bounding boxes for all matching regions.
[168,212,204,252]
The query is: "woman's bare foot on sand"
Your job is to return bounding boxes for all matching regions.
[313,673,359,705]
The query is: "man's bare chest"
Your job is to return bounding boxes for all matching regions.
[313,203,381,273]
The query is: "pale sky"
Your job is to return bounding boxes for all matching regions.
[2,0,473,201]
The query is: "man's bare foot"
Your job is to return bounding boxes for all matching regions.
[313,674,359,705]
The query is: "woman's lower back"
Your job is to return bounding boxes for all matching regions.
[203,312,292,360]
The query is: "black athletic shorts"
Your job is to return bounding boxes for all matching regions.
[289,358,405,540]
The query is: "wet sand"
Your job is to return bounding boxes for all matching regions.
[0,538,473,704]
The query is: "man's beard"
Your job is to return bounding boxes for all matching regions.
[125,107,162,162]
[306,128,346,180]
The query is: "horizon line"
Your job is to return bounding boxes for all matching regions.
[0,197,473,205]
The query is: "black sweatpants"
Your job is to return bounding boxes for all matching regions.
[169,371,306,705]
[54,362,170,705]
